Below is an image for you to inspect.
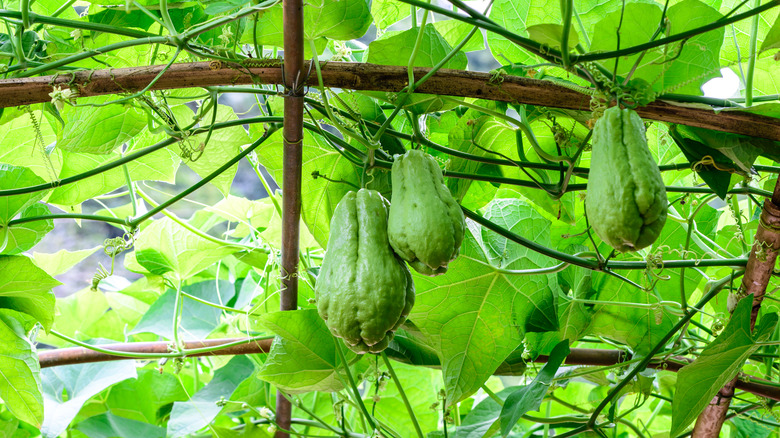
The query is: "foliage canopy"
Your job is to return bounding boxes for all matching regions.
[1,0,780,437]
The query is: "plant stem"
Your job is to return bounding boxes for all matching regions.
[744,0,760,106]
[587,271,744,428]
[335,342,378,433]
[129,124,280,227]
[381,352,424,438]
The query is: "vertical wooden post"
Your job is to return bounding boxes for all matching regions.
[276,0,304,434]
[691,179,780,437]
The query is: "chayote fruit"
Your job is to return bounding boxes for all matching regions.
[316,189,415,354]
[388,149,466,276]
[586,106,667,252]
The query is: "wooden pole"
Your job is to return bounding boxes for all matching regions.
[691,178,780,437]
[276,0,304,434]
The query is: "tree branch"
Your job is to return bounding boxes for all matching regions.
[1,62,778,141]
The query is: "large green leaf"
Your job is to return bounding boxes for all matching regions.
[257,309,354,393]
[57,96,146,154]
[167,356,255,438]
[671,296,778,436]
[366,24,468,114]
[499,341,570,436]
[409,198,558,406]
[32,246,101,277]
[131,280,235,340]
[0,110,60,183]
[103,369,189,423]
[55,96,146,154]
[373,360,440,437]
[587,269,676,357]
[486,0,535,65]
[1,203,53,255]
[590,0,723,95]
[0,309,42,427]
[41,361,137,438]
[75,412,165,438]
[47,146,178,207]
[132,217,241,278]
[181,105,251,197]
[0,255,59,331]
[241,0,371,51]
[0,164,47,226]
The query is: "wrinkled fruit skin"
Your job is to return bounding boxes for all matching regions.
[388,149,466,276]
[586,106,668,252]
[316,189,415,354]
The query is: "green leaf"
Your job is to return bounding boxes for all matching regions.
[88,9,156,32]
[591,0,723,95]
[486,0,535,66]
[587,268,677,357]
[203,0,252,15]
[131,280,235,340]
[167,356,255,438]
[132,217,240,278]
[0,255,59,331]
[104,368,189,423]
[56,96,146,154]
[370,0,409,29]
[0,309,42,427]
[2,203,54,255]
[374,361,440,437]
[674,124,780,173]
[526,23,579,50]
[443,105,505,207]
[182,105,251,197]
[669,125,736,199]
[257,309,353,393]
[306,0,371,41]
[241,0,370,52]
[671,296,778,436]
[499,341,570,436]
[47,145,178,206]
[0,164,47,226]
[453,388,515,438]
[0,110,60,183]
[433,19,485,53]
[367,24,468,114]
[409,198,558,406]
[760,13,780,54]
[41,361,137,438]
[75,412,165,438]
[32,246,101,277]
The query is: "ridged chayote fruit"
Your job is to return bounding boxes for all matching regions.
[316,189,415,354]
[586,106,667,252]
[388,149,465,276]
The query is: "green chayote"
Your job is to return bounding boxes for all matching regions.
[315,189,415,354]
[586,106,667,252]
[388,149,465,276]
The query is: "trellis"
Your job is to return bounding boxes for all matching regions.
[2,0,780,437]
